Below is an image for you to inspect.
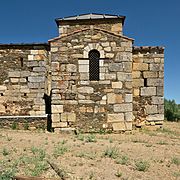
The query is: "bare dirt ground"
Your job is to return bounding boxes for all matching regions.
[0,121,180,180]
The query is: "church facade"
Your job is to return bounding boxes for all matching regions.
[0,14,164,132]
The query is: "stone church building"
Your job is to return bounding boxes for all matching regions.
[0,14,164,132]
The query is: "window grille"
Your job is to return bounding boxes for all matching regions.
[89,50,100,81]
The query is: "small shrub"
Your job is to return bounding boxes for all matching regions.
[171,157,180,166]
[135,160,150,172]
[11,122,18,130]
[2,148,9,156]
[116,155,129,165]
[157,141,168,145]
[103,146,119,159]
[115,170,122,178]
[85,134,97,143]
[0,168,16,180]
[76,134,85,141]
[53,142,68,158]
[23,122,29,130]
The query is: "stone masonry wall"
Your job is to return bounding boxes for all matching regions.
[50,28,133,132]
[0,44,49,116]
[132,46,164,128]
[58,19,123,36]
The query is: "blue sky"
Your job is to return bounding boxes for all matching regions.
[0,0,179,103]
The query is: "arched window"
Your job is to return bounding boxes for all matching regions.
[89,49,100,81]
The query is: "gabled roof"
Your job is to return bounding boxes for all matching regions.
[55,13,126,25]
[48,28,134,42]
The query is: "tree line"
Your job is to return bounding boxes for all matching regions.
[165,98,180,121]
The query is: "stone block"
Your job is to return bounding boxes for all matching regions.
[8,71,21,77]
[0,104,5,113]
[150,64,164,72]
[112,82,123,89]
[133,79,144,87]
[143,72,158,78]
[141,87,156,96]
[99,80,111,85]
[79,100,94,104]
[125,94,133,103]
[114,103,132,112]
[133,88,140,96]
[28,55,34,60]
[80,73,89,80]
[33,67,46,72]
[78,60,89,65]
[125,112,133,121]
[10,78,19,83]
[146,114,164,121]
[0,86,7,91]
[77,87,93,94]
[61,113,68,122]
[67,64,77,72]
[152,96,164,104]
[107,113,124,122]
[52,113,60,123]
[158,105,164,114]
[106,53,114,58]
[27,61,39,67]
[79,65,89,72]
[30,50,39,54]
[122,62,132,72]
[52,105,63,113]
[104,47,111,52]
[112,122,132,131]
[51,62,59,71]
[68,113,76,122]
[109,63,123,72]
[147,79,163,86]
[145,105,158,114]
[133,63,148,71]
[117,72,132,82]
[132,71,141,78]
[101,42,109,47]
[28,76,45,83]
[105,74,116,80]
[52,122,68,128]
[125,82,132,89]
[107,93,123,104]
[157,86,164,96]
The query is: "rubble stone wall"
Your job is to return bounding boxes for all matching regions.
[132,47,164,128]
[50,28,133,132]
[58,19,123,36]
[0,44,49,116]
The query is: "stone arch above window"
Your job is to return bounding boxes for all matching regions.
[83,43,104,59]
[89,49,100,81]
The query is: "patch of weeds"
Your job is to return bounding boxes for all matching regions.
[2,148,9,156]
[30,147,46,161]
[135,160,150,172]
[89,171,95,179]
[103,146,119,159]
[115,170,122,178]
[76,134,85,141]
[145,144,152,147]
[76,151,96,160]
[116,155,129,165]
[173,171,180,178]
[157,141,168,145]
[23,122,29,130]
[6,136,12,141]
[26,161,48,176]
[85,134,97,143]
[157,128,179,137]
[132,139,148,144]
[0,168,16,180]
[53,142,68,158]
[11,122,18,130]
[109,138,113,143]
[171,157,180,166]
